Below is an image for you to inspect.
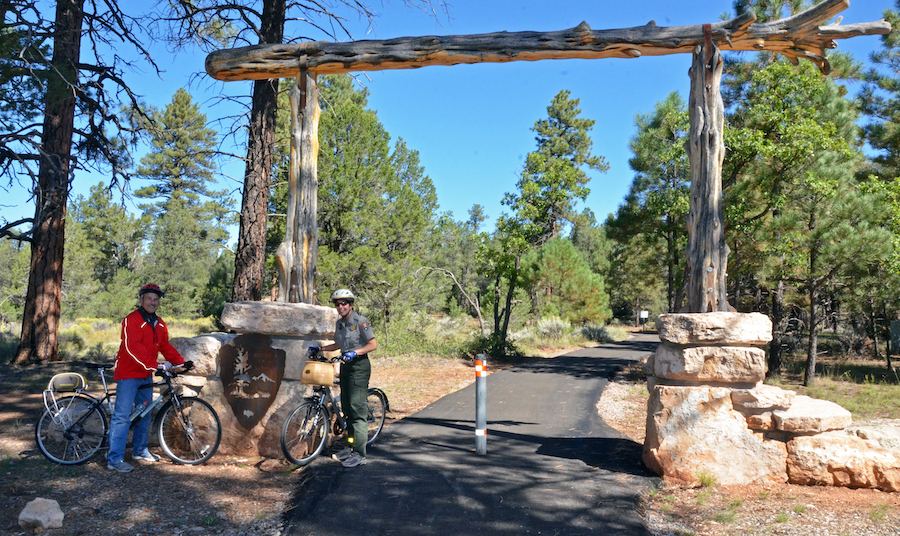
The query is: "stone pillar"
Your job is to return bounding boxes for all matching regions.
[169,301,339,459]
[643,312,900,492]
[643,312,787,486]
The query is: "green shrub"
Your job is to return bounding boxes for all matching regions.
[581,324,628,343]
[535,316,570,340]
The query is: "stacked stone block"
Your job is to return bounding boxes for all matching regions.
[644,312,900,492]
[168,301,339,459]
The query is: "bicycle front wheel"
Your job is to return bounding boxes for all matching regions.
[366,390,387,445]
[156,397,221,465]
[281,402,330,466]
[35,394,107,465]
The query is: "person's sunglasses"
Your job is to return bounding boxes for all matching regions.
[334,300,351,306]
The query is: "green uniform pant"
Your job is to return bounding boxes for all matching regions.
[339,356,371,456]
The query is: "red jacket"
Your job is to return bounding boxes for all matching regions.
[115,308,185,381]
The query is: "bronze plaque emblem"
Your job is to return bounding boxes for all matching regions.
[219,333,286,429]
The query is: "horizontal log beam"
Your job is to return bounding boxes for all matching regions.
[207,0,890,81]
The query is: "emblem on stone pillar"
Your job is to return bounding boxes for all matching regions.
[218,333,286,429]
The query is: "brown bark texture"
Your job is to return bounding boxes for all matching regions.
[15,0,84,365]
[276,71,319,304]
[684,37,729,314]
[231,0,286,302]
[206,0,889,81]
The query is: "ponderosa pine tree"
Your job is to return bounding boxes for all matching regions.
[134,88,232,317]
[5,1,161,364]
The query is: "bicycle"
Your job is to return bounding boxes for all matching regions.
[280,350,389,466]
[35,361,222,466]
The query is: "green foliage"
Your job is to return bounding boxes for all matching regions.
[271,75,438,342]
[134,89,233,318]
[581,324,628,343]
[503,90,608,244]
[200,251,235,320]
[0,240,29,323]
[606,92,689,315]
[63,183,147,319]
[523,238,611,324]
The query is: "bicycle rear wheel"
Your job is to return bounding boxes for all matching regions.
[35,394,107,465]
[156,397,221,465]
[366,389,386,445]
[281,402,330,466]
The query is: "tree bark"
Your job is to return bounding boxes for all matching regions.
[231,0,286,302]
[206,0,889,81]
[276,71,319,304]
[767,279,785,378]
[15,0,84,365]
[804,212,819,387]
[685,32,729,313]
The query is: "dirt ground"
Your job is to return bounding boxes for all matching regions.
[4,346,900,535]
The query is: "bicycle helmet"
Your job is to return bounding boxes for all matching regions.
[330,288,355,303]
[139,283,165,298]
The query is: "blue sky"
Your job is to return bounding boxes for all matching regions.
[1,0,892,241]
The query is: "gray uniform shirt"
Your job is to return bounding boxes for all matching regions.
[334,310,375,354]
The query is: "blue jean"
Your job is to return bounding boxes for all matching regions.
[107,375,153,464]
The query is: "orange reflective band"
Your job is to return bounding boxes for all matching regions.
[475,360,484,377]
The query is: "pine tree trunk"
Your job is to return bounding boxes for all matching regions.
[231,0,285,302]
[804,226,819,386]
[15,0,84,365]
[767,279,785,378]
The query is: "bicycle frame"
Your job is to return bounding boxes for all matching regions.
[41,364,189,444]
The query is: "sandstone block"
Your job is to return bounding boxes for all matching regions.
[846,421,900,451]
[657,312,773,345]
[19,498,64,531]
[221,301,338,337]
[653,343,766,383]
[732,384,796,410]
[787,433,900,492]
[746,412,776,431]
[773,395,852,433]
[643,385,787,486]
[170,333,236,376]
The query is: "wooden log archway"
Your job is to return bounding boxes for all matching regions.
[206,0,889,311]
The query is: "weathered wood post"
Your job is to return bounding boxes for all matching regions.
[684,25,729,313]
[276,69,320,304]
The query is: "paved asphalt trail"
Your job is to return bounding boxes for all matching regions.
[283,333,661,536]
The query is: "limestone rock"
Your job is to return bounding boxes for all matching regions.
[255,381,316,459]
[19,498,64,531]
[656,312,773,345]
[786,433,900,492]
[746,412,776,431]
[653,343,765,383]
[221,301,338,337]
[732,384,796,411]
[643,385,787,486]
[846,420,900,451]
[170,333,236,376]
[773,395,852,433]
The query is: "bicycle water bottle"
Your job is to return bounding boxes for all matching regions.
[130,401,148,420]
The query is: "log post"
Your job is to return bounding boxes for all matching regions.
[276,70,319,303]
[685,27,729,313]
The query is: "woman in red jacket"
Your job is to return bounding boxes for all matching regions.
[107,283,185,473]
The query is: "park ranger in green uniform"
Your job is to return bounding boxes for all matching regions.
[314,289,378,468]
